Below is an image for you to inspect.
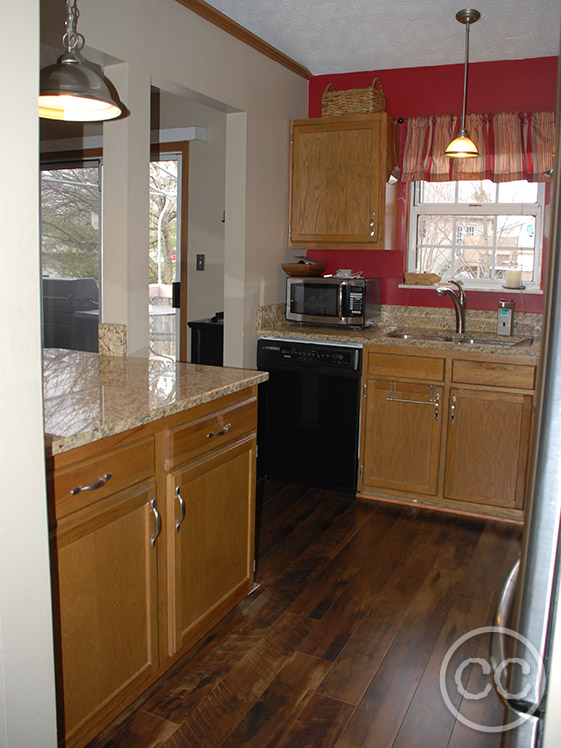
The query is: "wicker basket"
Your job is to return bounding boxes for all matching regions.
[322,77,386,117]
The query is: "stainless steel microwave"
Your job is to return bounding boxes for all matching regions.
[286,277,382,327]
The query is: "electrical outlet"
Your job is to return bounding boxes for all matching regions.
[196,254,205,271]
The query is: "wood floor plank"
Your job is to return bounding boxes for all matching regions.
[333,550,478,747]
[276,693,354,748]
[256,485,318,556]
[89,711,180,748]
[296,510,435,662]
[219,652,331,748]
[256,493,353,585]
[158,612,315,748]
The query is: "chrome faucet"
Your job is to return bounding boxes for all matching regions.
[435,280,467,333]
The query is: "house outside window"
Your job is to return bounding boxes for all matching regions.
[408,180,544,290]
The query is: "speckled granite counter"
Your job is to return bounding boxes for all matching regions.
[256,303,543,359]
[44,349,268,456]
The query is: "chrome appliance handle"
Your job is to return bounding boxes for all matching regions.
[490,557,523,711]
[337,280,350,321]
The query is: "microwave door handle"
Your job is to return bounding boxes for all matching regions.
[338,280,349,320]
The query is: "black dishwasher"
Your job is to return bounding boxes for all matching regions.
[257,338,362,493]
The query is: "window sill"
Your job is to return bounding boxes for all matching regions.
[398,284,543,295]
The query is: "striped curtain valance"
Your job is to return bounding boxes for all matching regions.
[402,111,555,182]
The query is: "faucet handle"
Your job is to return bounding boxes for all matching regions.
[448,280,467,306]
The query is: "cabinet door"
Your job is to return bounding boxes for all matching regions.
[444,387,533,509]
[289,117,385,247]
[360,378,443,496]
[53,482,159,745]
[167,438,256,655]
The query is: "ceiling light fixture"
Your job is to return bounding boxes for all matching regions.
[39,0,127,122]
[445,8,481,158]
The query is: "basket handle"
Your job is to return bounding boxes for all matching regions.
[371,77,384,91]
[323,83,337,93]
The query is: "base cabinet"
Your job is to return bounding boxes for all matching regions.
[443,386,533,510]
[47,387,258,748]
[53,482,159,745]
[359,346,537,520]
[168,439,256,654]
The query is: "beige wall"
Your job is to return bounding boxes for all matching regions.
[42,0,308,365]
[0,0,57,745]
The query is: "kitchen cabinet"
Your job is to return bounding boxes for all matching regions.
[443,359,535,510]
[360,353,444,496]
[288,113,396,250]
[49,435,159,748]
[165,395,257,655]
[358,346,537,521]
[47,387,258,748]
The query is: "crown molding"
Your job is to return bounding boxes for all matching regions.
[175,0,311,79]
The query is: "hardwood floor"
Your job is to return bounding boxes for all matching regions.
[86,481,521,748]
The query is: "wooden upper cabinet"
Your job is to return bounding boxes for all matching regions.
[288,114,396,250]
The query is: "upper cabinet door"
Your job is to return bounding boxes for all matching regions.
[288,114,395,250]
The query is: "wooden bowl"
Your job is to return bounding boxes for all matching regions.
[281,261,328,277]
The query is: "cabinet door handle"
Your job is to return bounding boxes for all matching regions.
[175,486,186,533]
[71,472,112,495]
[150,499,161,548]
[206,422,232,438]
[450,395,457,425]
[369,210,376,237]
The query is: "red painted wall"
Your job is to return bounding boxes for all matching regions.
[305,57,558,313]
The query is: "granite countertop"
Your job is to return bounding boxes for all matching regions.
[44,349,268,456]
[256,304,542,359]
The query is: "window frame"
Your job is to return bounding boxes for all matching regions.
[407,180,545,291]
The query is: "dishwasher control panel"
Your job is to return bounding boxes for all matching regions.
[257,339,361,371]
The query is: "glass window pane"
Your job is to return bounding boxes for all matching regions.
[421,182,456,203]
[457,180,496,203]
[497,181,538,203]
[40,165,101,352]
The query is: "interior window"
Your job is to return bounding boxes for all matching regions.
[40,161,101,351]
[408,180,544,290]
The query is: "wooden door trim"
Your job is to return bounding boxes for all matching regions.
[174,0,311,79]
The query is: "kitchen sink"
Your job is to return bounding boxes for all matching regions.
[385,331,454,342]
[385,329,534,348]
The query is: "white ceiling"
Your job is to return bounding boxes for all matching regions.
[200,0,560,75]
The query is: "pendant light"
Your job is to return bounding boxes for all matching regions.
[39,0,127,122]
[445,9,481,158]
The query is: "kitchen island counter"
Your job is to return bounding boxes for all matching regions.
[44,348,268,456]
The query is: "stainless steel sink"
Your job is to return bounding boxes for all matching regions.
[456,335,534,347]
[385,330,454,342]
[385,329,534,348]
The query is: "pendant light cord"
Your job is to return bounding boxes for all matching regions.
[461,20,470,131]
[62,0,83,54]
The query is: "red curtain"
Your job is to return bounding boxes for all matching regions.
[402,111,555,182]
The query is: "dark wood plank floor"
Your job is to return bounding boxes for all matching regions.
[87,482,521,748]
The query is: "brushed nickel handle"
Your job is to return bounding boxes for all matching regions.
[71,472,112,495]
[175,486,186,533]
[207,422,232,438]
[450,395,457,425]
[150,499,161,548]
[369,210,376,237]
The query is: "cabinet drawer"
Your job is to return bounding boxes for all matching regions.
[50,436,156,520]
[368,352,445,382]
[170,398,257,469]
[452,359,536,390]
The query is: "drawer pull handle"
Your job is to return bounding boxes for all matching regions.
[71,472,112,495]
[207,422,232,438]
[150,499,161,548]
[450,395,457,425]
[369,209,376,237]
[175,486,186,532]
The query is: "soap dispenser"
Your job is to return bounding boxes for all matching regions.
[498,298,515,336]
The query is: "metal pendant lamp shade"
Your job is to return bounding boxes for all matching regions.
[445,9,480,158]
[39,0,127,122]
